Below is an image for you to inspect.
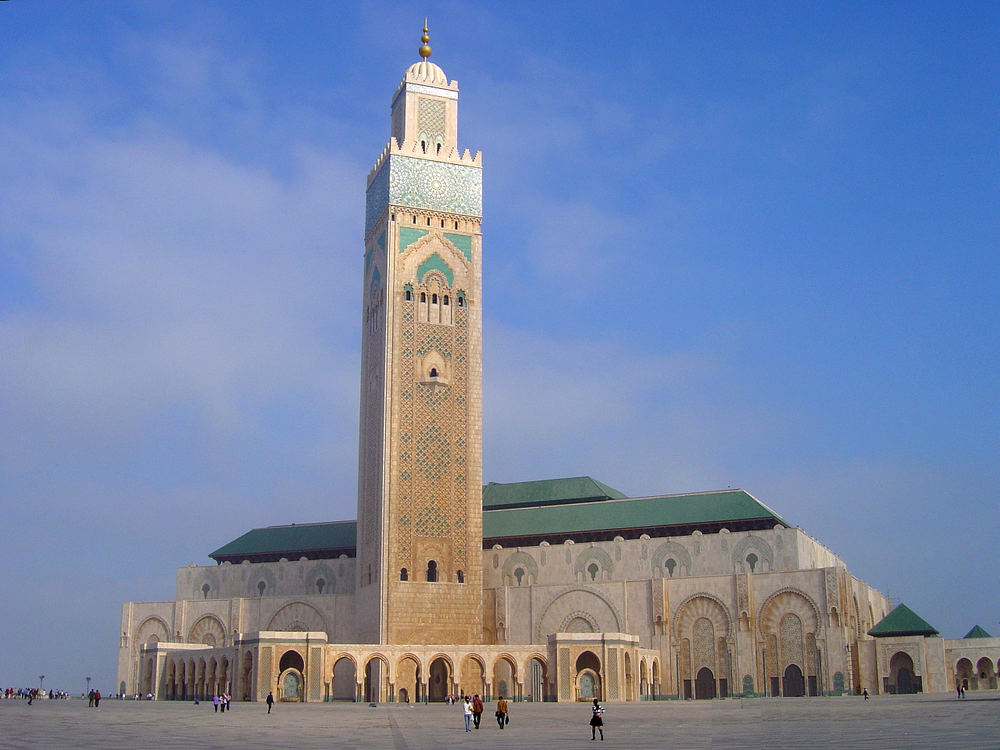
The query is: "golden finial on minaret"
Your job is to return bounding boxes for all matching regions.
[418,19,432,60]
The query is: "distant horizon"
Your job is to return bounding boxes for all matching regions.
[2,1,997,689]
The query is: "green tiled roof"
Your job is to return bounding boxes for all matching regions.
[209,521,356,563]
[482,489,787,542]
[868,604,939,637]
[962,625,992,639]
[482,476,626,509]
[207,486,789,562]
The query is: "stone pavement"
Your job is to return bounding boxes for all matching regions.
[2,694,999,749]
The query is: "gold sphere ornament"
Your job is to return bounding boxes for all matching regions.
[419,20,432,59]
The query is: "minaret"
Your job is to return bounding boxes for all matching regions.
[356,23,483,645]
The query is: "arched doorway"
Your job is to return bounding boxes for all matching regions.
[624,652,634,701]
[364,656,388,703]
[278,650,305,702]
[238,650,253,701]
[976,658,995,690]
[525,657,548,702]
[331,656,356,701]
[428,657,451,701]
[955,657,973,692]
[891,652,917,694]
[493,656,516,701]
[782,664,805,697]
[575,651,601,701]
[460,655,486,699]
[695,667,716,699]
[396,655,421,703]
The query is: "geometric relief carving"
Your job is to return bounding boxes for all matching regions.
[266,602,327,635]
[693,618,716,670]
[779,613,804,669]
[574,547,614,582]
[536,589,622,641]
[650,540,692,577]
[758,588,822,640]
[732,535,774,573]
[188,615,226,647]
[501,551,539,586]
[673,594,732,642]
[135,616,170,647]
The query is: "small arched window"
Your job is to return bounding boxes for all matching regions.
[453,221,459,230]
[201,583,210,599]
[412,215,417,224]
[431,293,437,304]
[443,295,449,306]
[427,560,438,582]
[587,562,599,581]
[420,140,427,153]
[420,292,426,303]
[257,581,266,596]
[429,368,438,378]
[665,558,677,577]
[457,570,464,583]
[400,568,408,581]
[436,143,441,154]
[514,568,525,586]
[404,290,412,301]
[316,578,326,594]
[457,296,465,307]
[746,553,758,572]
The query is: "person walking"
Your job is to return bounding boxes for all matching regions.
[94,689,101,708]
[495,695,509,729]
[463,697,473,731]
[589,698,604,741]
[266,691,274,714]
[213,694,220,712]
[862,688,869,701]
[471,694,484,729]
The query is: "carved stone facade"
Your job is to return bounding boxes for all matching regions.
[117,41,999,705]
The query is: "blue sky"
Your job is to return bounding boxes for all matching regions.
[1,1,997,692]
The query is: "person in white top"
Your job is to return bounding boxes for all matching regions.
[463,696,473,732]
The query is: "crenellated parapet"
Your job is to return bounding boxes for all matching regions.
[367,137,482,188]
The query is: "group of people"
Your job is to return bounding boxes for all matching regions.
[87,689,102,707]
[458,695,605,740]
[4,688,69,703]
[457,694,514,731]
[210,693,233,711]
[459,694,487,731]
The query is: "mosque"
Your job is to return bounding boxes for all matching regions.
[117,27,1000,703]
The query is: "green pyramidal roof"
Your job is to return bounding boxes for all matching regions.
[868,604,939,637]
[962,625,992,639]
[482,489,787,543]
[210,520,356,563]
[483,476,626,509]
[208,483,789,563]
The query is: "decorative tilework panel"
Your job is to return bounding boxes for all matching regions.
[365,163,390,234]
[443,232,472,261]
[417,253,454,286]
[418,98,446,144]
[607,649,619,700]
[399,227,428,252]
[389,155,481,217]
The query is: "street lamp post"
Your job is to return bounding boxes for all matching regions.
[86,676,91,695]
[39,675,45,692]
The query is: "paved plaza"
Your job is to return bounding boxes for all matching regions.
[2,694,998,749]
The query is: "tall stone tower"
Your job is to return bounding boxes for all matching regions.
[356,25,483,645]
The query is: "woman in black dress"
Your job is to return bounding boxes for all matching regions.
[589,697,604,740]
